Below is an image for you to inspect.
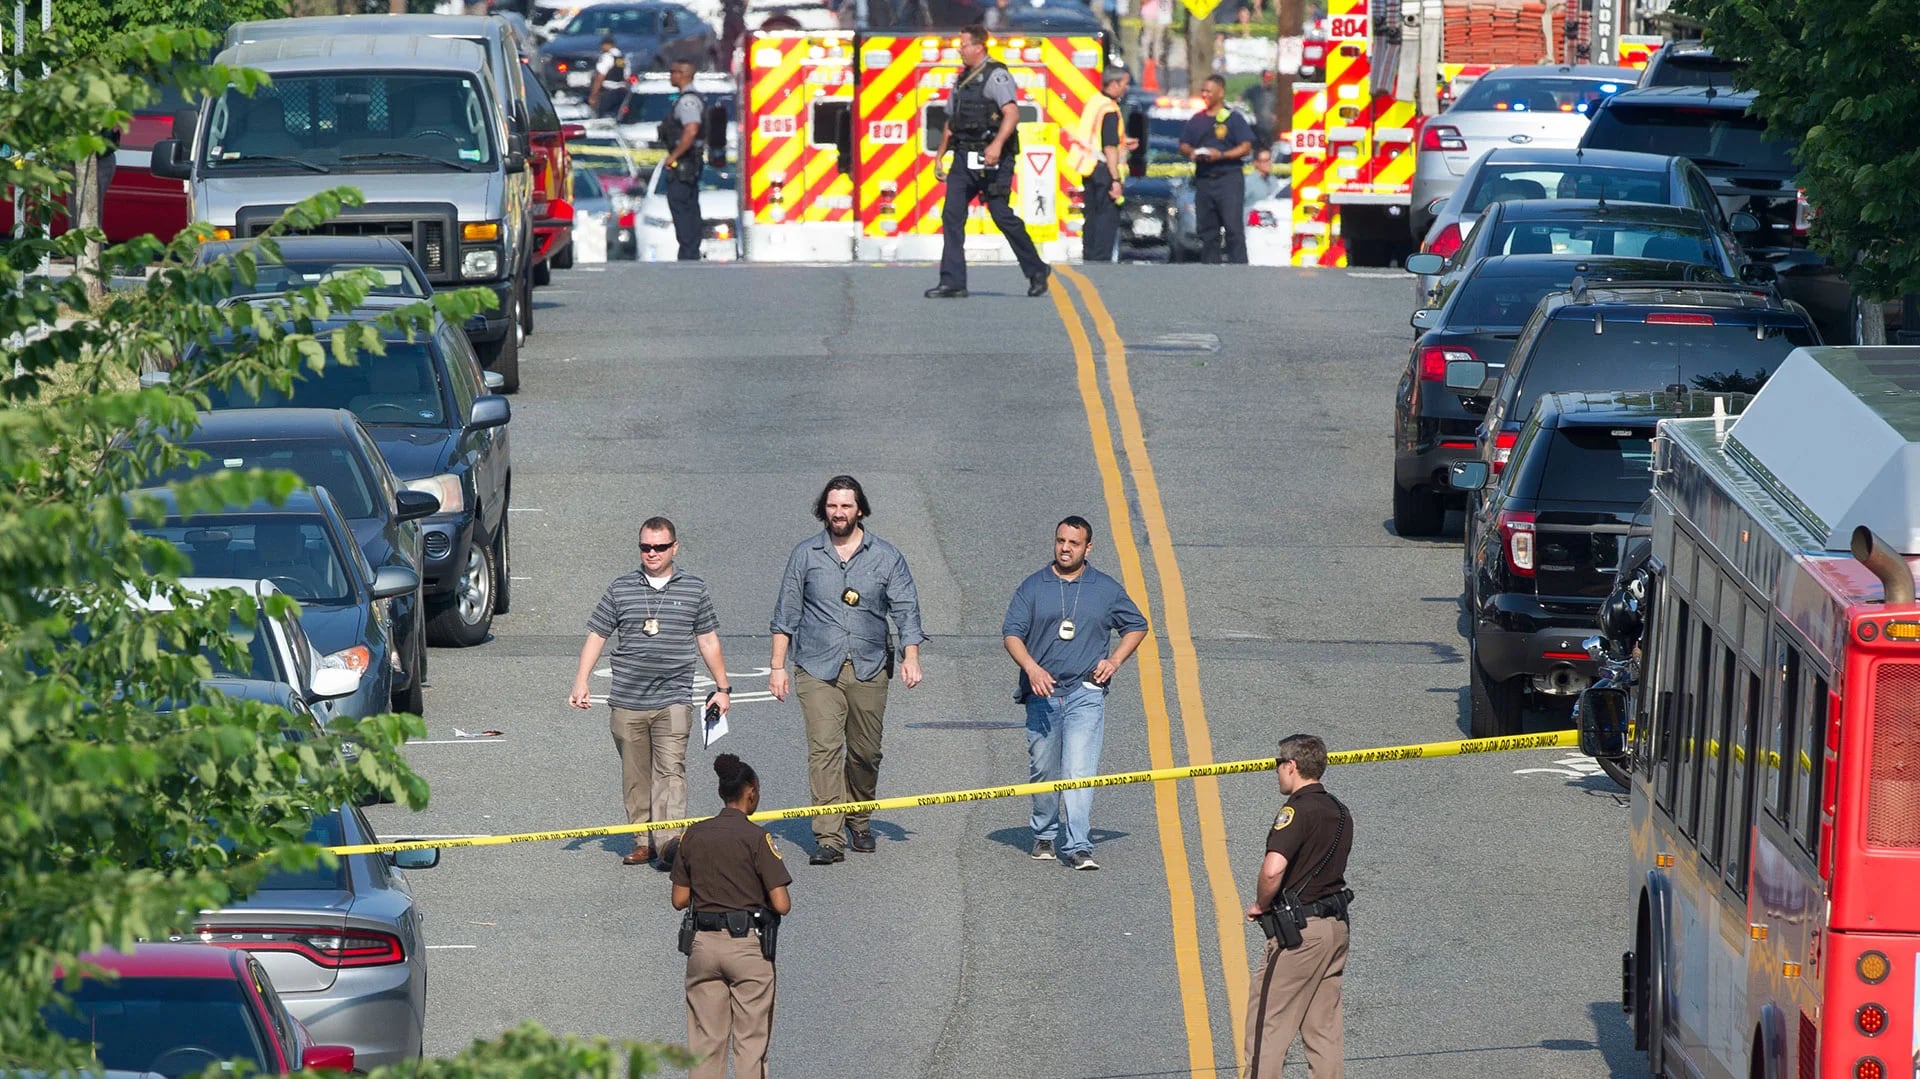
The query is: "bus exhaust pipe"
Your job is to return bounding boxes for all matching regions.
[1850,526,1916,605]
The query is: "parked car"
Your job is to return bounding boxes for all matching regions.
[1410,63,1637,239]
[635,162,738,261]
[1408,198,1760,309]
[1578,85,1853,343]
[569,166,625,259]
[189,298,514,648]
[181,804,439,1069]
[130,488,417,723]
[1117,174,1183,261]
[1246,196,1291,266]
[148,410,440,714]
[1451,391,1737,735]
[569,119,650,209]
[614,70,737,153]
[1391,253,1730,536]
[522,61,582,279]
[1410,146,1730,295]
[192,235,432,302]
[534,2,721,97]
[45,944,357,1077]
[1635,43,1744,88]
[152,578,365,724]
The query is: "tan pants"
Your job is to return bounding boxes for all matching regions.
[795,660,889,848]
[1244,917,1348,1079]
[609,705,689,842]
[686,931,777,1079]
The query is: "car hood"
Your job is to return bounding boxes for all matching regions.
[365,427,459,484]
[546,33,660,58]
[298,603,370,657]
[196,172,504,222]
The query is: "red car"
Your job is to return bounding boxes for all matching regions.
[0,81,191,244]
[44,943,355,1077]
[522,59,581,280]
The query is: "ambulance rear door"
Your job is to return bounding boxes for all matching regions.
[853,33,945,261]
[742,30,856,262]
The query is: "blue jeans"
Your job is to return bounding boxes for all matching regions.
[1026,682,1107,855]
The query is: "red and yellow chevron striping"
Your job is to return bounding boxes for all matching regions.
[744,32,855,225]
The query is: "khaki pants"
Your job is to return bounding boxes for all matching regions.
[686,931,776,1079]
[1244,917,1348,1079]
[609,705,690,843]
[795,660,889,848]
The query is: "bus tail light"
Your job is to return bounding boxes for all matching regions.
[1498,509,1536,576]
[1854,1003,1887,1036]
[1853,1058,1884,1079]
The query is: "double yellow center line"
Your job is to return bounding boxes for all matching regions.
[1049,267,1247,1073]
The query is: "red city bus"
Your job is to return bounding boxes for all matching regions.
[1582,346,1920,1079]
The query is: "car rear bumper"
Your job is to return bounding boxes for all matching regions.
[282,964,423,1069]
[1473,592,1602,687]
[533,220,573,264]
[1395,438,1479,496]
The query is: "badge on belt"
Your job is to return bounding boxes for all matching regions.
[842,588,861,607]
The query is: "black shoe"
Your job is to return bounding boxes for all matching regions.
[655,838,681,872]
[1027,271,1051,297]
[849,829,876,853]
[810,846,846,865]
[925,285,968,298]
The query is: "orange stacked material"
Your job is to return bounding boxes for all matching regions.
[1441,0,1555,66]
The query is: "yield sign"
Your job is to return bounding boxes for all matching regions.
[1025,148,1052,175]
[1181,0,1223,19]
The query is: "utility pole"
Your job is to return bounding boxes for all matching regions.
[1184,3,1215,92]
[1272,0,1303,137]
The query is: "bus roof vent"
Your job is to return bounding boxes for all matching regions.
[1726,346,1920,555]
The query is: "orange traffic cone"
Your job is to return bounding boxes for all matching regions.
[1142,56,1160,91]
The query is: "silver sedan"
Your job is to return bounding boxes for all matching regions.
[1410,64,1638,240]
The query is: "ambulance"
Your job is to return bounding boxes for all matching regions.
[738,28,1102,262]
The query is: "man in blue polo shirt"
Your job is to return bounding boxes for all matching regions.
[1002,516,1149,870]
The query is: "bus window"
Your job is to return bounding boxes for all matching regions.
[1700,644,1735,868]
[1767,639,1799,824]
[1681,620,1714,839]
[1723,669,1761,894]
[1796,672,1829,854]
[1656,599,1691,812]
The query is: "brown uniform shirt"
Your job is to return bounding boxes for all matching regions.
[671,807,793,912]
[1265,782,1352,904]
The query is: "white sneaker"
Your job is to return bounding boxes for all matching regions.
[1031,838,1056,860]
[1064,851,1100,870]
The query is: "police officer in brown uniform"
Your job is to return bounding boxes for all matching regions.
[671,755,793,1079]
[1243,733,1354,1079]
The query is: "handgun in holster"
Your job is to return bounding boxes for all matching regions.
[1258,891,1307,951]
[753,909,781,962]
[677,910,696,957]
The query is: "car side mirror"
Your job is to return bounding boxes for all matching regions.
[1444,358,1489,391]
[302,1045,356,1073]
[1575,683,1631,760]
[1739,260,1778,285]
[372,565,421,601]
[150,138,192,181]
[139,370,172,388]
[1448,460,1490,491]
[483,370,506,391]
[1727,210,1762,234]
[1409,308,1438,332]
[469,394,512,429]
[395,488,441,521]
[1404,252,1445,275]
[505,150,527,174]
[562,122,588,140]
[308,665,363,702]
[389,846,441,869]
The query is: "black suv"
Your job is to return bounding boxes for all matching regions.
[1579,87,1852,342]
[1392,253,1729,535]
[192,297,514,648]
[1449,391,1738,736]
[1635,44,1744,88]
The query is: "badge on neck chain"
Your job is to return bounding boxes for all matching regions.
[842,588,861,607]
[1058,619,1077,641]
[642,618,660,637]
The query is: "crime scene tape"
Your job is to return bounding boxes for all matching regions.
[327,730,1578,855]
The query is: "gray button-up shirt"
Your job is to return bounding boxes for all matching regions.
[770,528,927,682]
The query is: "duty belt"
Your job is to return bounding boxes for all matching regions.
[1300,889,1354,920]
[693,910,751,931]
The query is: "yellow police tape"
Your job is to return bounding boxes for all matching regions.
[326,730,1578,855]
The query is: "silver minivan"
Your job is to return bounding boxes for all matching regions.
[153,35,534,391]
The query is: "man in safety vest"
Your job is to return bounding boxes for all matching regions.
[1070,67,1131,263]
[925,23,1051,300]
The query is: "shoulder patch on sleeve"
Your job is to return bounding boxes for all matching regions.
[1272,806,1294,831]
[766,833,783,860]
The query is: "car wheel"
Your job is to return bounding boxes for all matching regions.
[553,241,573,270]
[519,271,534,337]
[392,601,426,715]
[534,259,552,286]
[1391,480,1445,537]
[426,537,495,647]
[477,315,520,394]
[1468,648,1524,738]
[493,509,512,615]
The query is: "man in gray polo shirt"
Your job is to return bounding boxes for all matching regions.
[769,475,927,865]
[570,516,732,868]
[1002,515,1148,870]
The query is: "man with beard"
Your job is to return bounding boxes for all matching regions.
[769,475,927,865]
[1001,516,1147,869]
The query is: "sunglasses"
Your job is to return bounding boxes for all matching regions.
[639,542,675,553]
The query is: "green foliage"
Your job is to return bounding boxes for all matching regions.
[361,1024,695,1078]
[1676,0,1920,299]
[0,25,652,1079]
[51,0,289,53]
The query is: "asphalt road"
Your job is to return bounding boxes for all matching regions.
[366,258,1649,1079]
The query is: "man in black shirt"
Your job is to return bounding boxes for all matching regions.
[1243,733,1354,1079]
[1178,74,1255,264]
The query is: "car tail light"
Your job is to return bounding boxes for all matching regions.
[1420,124,1466,152]
[194,927,406,968]
[1491,428,1518,475]
[1795,188,1813,235]
[1645,313,1715,325]
[1418,345,1474,382]
[557,61,570,74]
[1426,222,1463,260]
[1248,209,1278,228]
[1498,509,1536,576]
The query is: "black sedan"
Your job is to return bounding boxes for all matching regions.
[189,297,513,649]
[535,3,719,97]
[150,409,442,714]
[192,236,432,301]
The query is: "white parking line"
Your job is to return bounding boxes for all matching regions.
[507,507,544,512]
[405,739,508,746]
[510,576,533,581]
[426,945,478,950]
[1346,270,1407,279]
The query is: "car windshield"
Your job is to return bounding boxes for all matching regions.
[1488,218,1721,265]
[258,810,351,890]
[136,517,357,605]
[574,168,606,198]
[1508,319,1811,416]
[1642,53,1744,88]
[1450,76,1626,117]
[622,93,677,122]
[224,258,428,299]
[155,439,381,520]
[1583,104,1798,173]
[564,7,659,34]
[201,340,448,428]
[1538,425,1657,503]
[1461,165,1669,213]
[202,73,496,172]
[41,975,271,1078]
